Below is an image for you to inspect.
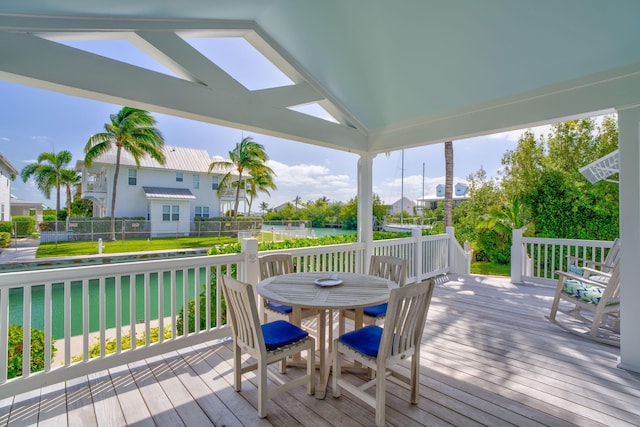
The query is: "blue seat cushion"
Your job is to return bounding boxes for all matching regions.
[338,325,383,357]
[262,320,309,351]
[267,301,293,315]
[363,303,387,318]
[567,264,585,276]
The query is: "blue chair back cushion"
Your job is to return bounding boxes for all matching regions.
[262,320,308,351]
[363,303,387,318]
[338,325,383,357]
[267,301,293,314]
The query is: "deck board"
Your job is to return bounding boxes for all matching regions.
[3,274,640,427]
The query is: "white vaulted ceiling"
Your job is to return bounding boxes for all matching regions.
[1,0,638,155]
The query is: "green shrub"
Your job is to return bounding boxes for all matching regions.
[7,325,56,379]
[12,216,36,237]
[0,232,10,248]
[72,326,172,362]
[0,221,12,233]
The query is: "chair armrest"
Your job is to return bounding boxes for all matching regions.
[555,270,608,289]
[581,266,612,277]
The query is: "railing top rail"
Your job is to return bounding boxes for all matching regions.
[0,252,244,289]
[521,237,614,247]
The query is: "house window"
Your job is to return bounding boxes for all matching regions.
[0,203,4,221]
[195,206,209,218]
[176,172,183,182]
[193,175,200,189]
[162,205,179,221]
[211,176,218,190]
[128,169,137,185]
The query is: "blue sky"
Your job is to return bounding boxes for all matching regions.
[0,37,538,209]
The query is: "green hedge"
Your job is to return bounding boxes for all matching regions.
[0,231,10,248]
[12,216,36,237]
[0,221,11,233]
[7,325,56,379]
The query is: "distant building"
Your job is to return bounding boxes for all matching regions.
[387,197,416,216]
[416,182,469,212]
[77,145,247,236]
[10,196,46,224]
[0,152,19,221]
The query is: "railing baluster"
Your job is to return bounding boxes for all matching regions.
[0,288,8,383]
[23,285,31,377]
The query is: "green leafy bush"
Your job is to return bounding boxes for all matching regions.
[72,326,172,362]
[12,216,36,237]
[7,325,56,379]
[0,232,10,248]
[0,221,12,233]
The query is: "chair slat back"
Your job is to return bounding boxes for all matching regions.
[378,280,434,360]
[259,253,294,280]
[221,275,265,353]
[602,260,621,303]
[603,238,621,273]
[369,255,408,287]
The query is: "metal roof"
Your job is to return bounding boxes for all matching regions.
[142,186,196,200]
[579,150,619,184]
[85,145,238,176]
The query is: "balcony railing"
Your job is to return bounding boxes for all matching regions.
[0,232,461,399]
[511,228,615,285]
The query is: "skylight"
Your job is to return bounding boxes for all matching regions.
[181,37,294,91]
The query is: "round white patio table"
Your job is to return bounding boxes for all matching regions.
[256,271,397,399]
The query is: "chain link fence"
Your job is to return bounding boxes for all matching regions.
[35,219,264,243]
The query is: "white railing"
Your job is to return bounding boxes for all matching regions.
[512,229,615,285]
[0,253,244,398]
[0,232,464,398]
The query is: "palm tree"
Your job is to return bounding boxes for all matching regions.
[245,166,277,215]
[209,136,271,218]
[259,201,269,215]
[444,141,453,227]
[84,107,165,241]
[60,169,82,218]
[21,150,73,217]
[293,195,303,211]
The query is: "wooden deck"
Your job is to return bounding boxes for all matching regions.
[2,274,639,426]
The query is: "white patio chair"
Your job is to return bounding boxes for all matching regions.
[259,253,318,325]
[338,255,408,334]
[566,237,620,280]
[332,279,435,427]
[220,275,315,418]
[549,259,621,346]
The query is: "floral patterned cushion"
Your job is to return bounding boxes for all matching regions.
[567,264,585,276]
[562,279,619,306]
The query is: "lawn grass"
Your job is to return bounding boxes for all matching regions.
[36,236,238,258]
[471,261,511,276]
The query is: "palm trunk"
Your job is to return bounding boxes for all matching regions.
[444,141,453,227]
[233,171,242,218]
[66,184,72,218]
[110,148,121,241]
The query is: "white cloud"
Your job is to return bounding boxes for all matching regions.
[258,160,356,207]
[0,137,9,142]
[31,136,50,140]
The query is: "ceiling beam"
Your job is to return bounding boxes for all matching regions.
[0,30,367,153]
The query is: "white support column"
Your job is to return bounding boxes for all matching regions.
[357,153,376,273]
[241,238,260,285]
[412,228,423,282]
[511,228,524,284]
[617,106,640,373]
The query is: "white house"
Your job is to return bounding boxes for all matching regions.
[387,197,416,216]
[9,196,46,224]
[0,153,18,222]
[77,145,245,236]
[416,182,470,212]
